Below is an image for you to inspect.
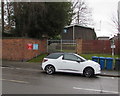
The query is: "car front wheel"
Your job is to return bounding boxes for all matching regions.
[83,68,94,78]
[45,65,55,75]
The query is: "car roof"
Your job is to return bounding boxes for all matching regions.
[50,52,75,55]
[46,53,63,59]
[46,53,76,59]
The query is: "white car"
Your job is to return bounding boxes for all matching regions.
[42,53,101,77]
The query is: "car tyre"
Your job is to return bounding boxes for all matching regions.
[45,65,55,75]
[83,68,94,78]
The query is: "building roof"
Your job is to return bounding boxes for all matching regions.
[97,36,109,40]
[64,24,94,29]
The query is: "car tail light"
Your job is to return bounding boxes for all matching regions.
[42,59,48,63]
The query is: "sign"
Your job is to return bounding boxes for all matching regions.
[64,29,67,33]
[27,44,33,50]
[111,45,116,49]
[33,44,39,50]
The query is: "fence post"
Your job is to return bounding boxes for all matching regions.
[76,39,82,54]
[47,39,48,53]
[61,39,63,52]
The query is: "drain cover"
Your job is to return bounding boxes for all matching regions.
[2,65,9,67]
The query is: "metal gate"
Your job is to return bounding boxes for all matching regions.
[47,40,76,53]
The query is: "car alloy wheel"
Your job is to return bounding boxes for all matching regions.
[45,65,55,75]
[83,68,94,78]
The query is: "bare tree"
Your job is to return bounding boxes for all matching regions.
[4,0,15,33]
[71,0,93,27]
[118,1,120,33]
[111,1,120,35]
[1,1,4,33]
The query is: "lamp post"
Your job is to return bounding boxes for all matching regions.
[73,24,75,41]
[72,24,75,46]
[110,36,115,63]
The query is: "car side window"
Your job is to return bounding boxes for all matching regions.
[63,54,81,61]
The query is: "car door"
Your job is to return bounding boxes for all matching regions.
[60,54,83,73]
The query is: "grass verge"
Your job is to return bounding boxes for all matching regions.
[27,54,48,63]
[81,54,120,60]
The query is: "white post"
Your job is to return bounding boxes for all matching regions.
[112,48,114,57]
[112,46,115,69]
[111,38,115,57]
[110,37,115,69]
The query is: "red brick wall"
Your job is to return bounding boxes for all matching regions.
[115,40,120,55]
[76,39,120,55]
[2,38,47,61]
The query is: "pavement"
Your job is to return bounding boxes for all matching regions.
[100,70,120,77]
[1,60,120,77]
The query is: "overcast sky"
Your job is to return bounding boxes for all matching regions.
[0,0,119,38]
[86,0,119,38]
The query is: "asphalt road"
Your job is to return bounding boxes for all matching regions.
[1,61,120,94]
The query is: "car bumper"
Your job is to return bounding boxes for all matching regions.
[95,71,101,75]
[95,67,101,75]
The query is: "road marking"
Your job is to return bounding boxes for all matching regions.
[0,79,29,84]
[15,68,21,70]
[1,66,41,72]
[17,68,41,72]
[73,87,119,94]
[1,67,14,69]
[97,76,118,79]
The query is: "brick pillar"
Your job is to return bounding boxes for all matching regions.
[76,39,82,54]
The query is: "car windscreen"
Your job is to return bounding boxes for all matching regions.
[46,53,63,59]
[75,54,86,61]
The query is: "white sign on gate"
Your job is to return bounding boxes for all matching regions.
[111,45,116,49]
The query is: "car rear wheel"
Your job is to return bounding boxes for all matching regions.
[45,65,55,75]
[83,68,94,78]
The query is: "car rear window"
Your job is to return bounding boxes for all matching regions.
[46,53,63,59]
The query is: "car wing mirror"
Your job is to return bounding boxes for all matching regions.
[76,60,81,63]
